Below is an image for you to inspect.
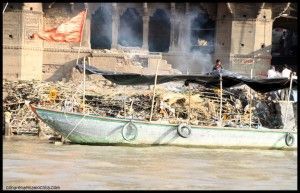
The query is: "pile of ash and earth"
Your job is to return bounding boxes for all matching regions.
[3,66,295,138]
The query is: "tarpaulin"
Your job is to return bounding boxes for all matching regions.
[76,63,297,93]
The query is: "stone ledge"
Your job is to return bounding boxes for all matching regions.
[216,17,272,22]
[4,10,44,15]
[3,45,43,51]
[44,47,92,53]
[91,51,162,59]
[3,45,92,53]
[231,54,272,59]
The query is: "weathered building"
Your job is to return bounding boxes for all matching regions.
[3,2,294,81]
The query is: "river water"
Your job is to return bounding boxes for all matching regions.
[3,136,297,190]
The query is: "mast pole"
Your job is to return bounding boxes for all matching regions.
[149,60,160,122]
[188,84,191,125]
[283,74,293,129]
[83,56,86,113]
[219,73,223,127]
[76,6,88,113]
[249,69,253,127]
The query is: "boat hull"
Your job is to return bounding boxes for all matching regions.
[31,105,297,150]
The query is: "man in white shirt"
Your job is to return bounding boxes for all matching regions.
[267,65,281,100]
[282,65,292,78]
[280,65,292,100]
[267,65,277,78]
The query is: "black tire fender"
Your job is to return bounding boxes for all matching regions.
[285,132,294,146]
[122,121,138,141]
[177,123,192,138]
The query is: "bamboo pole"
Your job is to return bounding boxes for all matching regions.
[83,56,86,113]
[123,98,126,119]
[88,57,91,67]
[283,74,293,129]
[188,84,191,125]
[3,2,8,14]
[219,73,223,127]
[149,61,160,122]
[76,8,88,66]
[249,69,253,127]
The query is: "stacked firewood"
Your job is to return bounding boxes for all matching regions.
[3,78,281,136]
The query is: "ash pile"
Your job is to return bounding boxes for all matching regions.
[3,75,290,137]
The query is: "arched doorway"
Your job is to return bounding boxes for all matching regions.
[190,12,215,53]
[91,5,112,49]
[271,14,297,72]
[148,9,171,52]
[118,8,143,47]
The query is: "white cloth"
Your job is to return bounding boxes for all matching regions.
[292,90,297,102]
[267,69,277,78]
[282,68,291,78]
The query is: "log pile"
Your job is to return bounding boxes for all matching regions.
[3,76,283,136]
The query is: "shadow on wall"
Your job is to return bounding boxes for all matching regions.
[44,58,82,82]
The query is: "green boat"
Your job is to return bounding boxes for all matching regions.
[30,104,297,150]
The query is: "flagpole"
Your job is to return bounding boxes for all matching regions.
[76,6,88,66]
[76,6,88,114]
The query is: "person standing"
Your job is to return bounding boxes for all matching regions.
[280,31,287,56]
[213,59,223,72]
[280,64,292,100]
[267,65,280,100]
[291,72,297,102]
[267,65,277,78]
[4,111,12,136]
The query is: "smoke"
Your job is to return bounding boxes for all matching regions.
[118,8,142,48]
[91,4,112,49]
[91,4,218,74]
[174,10,216,74]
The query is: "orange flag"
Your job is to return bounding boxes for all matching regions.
[34,11,87,42]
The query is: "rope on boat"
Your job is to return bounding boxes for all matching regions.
[63,114,87,143]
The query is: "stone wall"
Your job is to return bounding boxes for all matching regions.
[3,48,22,80]
[3,11,23,80]
[3,3,291,81]
[3,9,44,81]
[90,51,175,75]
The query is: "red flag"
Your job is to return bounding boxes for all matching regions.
[34,11,87,42]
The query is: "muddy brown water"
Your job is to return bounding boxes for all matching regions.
[3,136,297,190]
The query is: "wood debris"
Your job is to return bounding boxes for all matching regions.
[3,75,284,136]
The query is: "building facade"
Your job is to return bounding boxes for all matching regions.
[3,3,291,80]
